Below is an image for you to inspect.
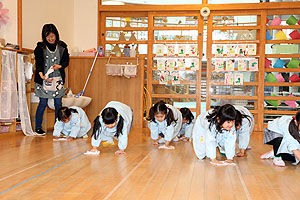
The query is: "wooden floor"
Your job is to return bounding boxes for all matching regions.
[0,129,300,200]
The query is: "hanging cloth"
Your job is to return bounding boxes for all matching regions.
[17,54,36,136]
[0,50,18,119]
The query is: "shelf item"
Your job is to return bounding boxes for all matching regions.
[270,17,282,26]
[275,31,287,40]
[287,58,300,68]
[266,94,281,107]
[266,73,277,82]
[284,94,298,109]
[289,30,300,40]
[289,73,300,82]
[275,73,285,83]
[272,44,299,54]
[286,15,298,25]
[273,59,285,68]
[266,30,272,40]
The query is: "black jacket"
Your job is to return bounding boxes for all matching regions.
[34,41,69,85]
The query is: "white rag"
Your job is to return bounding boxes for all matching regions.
[158,145,175,150]
[210,161,236,166]
[44,66,54,79]
[53,138,67,141]
[84,150,100,155]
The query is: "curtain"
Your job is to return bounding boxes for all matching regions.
[17,54,35,136]
[0,50,18,119]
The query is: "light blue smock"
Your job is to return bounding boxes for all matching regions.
[53,106,91,138]
[91,101,133,150]
[148,104,182,142]
[192,110,237,160]
[267,116,300,164]
[179,119,195,138]
[234,106,254,149]
[216,106,254,151]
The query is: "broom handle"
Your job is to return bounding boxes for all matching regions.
[81,46,101,94]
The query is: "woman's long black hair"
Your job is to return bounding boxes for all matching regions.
[180,107,194,124]
[41,23,60,48]
[57,107,78,121]
[206,104,238,133]
[92,107,124,140]
[146,101,176,126]
[288,110,300,143]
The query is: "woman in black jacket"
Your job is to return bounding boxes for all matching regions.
[34,23,69,135]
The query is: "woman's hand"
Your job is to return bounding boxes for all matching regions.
[52,64,62,70]
[53,136,60,139]
[115,150,126,155]
[40,74,53,82]
[153,141,159,145]
[66,137,74,142]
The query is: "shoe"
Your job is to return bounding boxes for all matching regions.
[35,128,46,136]
[173,136,179,142]
[260,150,274,159]
[273,157,285,167]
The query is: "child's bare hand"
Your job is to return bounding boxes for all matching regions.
[91,147,98,152]
[211,159,223,165]
[236,152,245,157]
[181,137,189,142]
[66,137,74,141]
[115,150,126,155]
[236,149,245,157]
[225,159,234,163]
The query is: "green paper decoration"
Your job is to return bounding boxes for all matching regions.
[287,58,300,69]
[286,15,298,25]
[266,93,281,107]
[266,73,277,82]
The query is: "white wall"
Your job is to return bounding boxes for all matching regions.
[73,0,98,54]
[22,0,75,51]
[20,0,98,55]
[0,0,17,45]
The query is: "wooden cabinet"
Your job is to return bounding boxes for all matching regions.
[206,10,262,130]
[147,13,204,116]
[263,9,300,126]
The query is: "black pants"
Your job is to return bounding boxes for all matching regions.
[267,137,296,162]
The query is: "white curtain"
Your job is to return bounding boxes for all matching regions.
[17,54,35,136]
[0,50,18,119]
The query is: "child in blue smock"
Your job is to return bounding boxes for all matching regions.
[88,101,133,155]
[147,101,182,149]
[261,110,300,167]
[178,107,195,142]
[216,105,254,157]
[192,104,240,165]
[53,106,91,141]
